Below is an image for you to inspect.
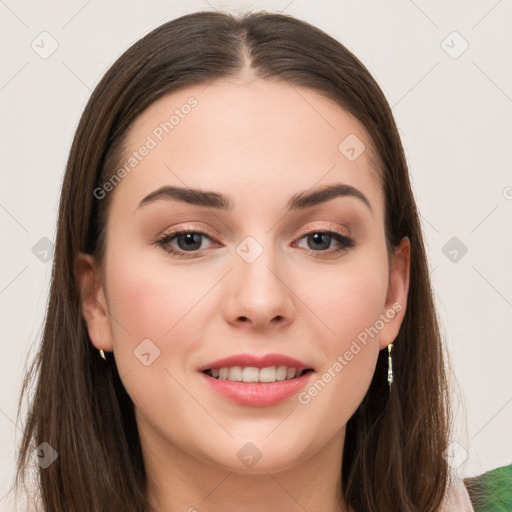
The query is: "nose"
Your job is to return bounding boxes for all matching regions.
[222,242,295,331]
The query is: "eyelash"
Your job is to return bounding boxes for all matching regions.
[155,228,355,259]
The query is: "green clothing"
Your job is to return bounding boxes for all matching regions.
[464,464,512,512]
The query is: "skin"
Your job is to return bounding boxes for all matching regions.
[76,73,410,512]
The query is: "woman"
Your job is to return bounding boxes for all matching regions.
[14,10,474,511]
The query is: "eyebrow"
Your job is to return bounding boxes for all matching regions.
[136,183,372,214]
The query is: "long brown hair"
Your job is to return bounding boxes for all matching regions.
[14,10,450,511]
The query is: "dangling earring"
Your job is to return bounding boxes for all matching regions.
[387,343,393,388]
[99,349,107,361]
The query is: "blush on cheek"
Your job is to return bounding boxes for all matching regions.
[105,258,195,349]
[313,276,387,343]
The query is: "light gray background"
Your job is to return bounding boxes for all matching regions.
[1,0,511,506]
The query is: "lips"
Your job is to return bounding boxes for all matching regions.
[197,353,315,406]
[198,353,314,372]
[198,367,315,407]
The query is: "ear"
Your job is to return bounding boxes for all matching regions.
[74,252,113,353]
[378,236,411,350]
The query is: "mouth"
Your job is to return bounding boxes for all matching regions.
[201,366,314,383]
[198,366,315,407]
[197,353,316,406]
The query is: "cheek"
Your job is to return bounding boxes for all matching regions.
[298,253,388,408]
[295,276,386,434]
[102,253,207,428]
[103,249,209,372]
[306,258,389,350]
[108,267,182,341]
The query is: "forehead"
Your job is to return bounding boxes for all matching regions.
[110,78,383,220]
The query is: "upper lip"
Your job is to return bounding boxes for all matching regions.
[198,353,314,372]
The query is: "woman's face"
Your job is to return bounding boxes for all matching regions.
[78,76,409,474]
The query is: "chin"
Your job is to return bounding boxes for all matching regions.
[200,441,311,475]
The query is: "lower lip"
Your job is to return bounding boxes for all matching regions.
[198,370,314,407]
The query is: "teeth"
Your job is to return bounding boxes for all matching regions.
[286,368,297,379]
[242,367,260,382]
[228,366,243,381]
[207,365,309,383]
[259,366,277,382]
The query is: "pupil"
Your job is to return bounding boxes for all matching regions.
[310,233,330,250]
[178,233,201,250]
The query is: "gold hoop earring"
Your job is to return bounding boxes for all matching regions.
[99,349,107,361]
[387,343,394,388]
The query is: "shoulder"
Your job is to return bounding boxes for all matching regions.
[440,476,475,512]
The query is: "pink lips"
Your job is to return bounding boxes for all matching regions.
[197,352,315,407]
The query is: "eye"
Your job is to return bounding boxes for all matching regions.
[155,230,218,257]
[294,230,355,255]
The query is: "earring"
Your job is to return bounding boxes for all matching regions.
[387,343,393,388]
[99,349,107,361]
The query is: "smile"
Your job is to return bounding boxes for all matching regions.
[202,365,313,383]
